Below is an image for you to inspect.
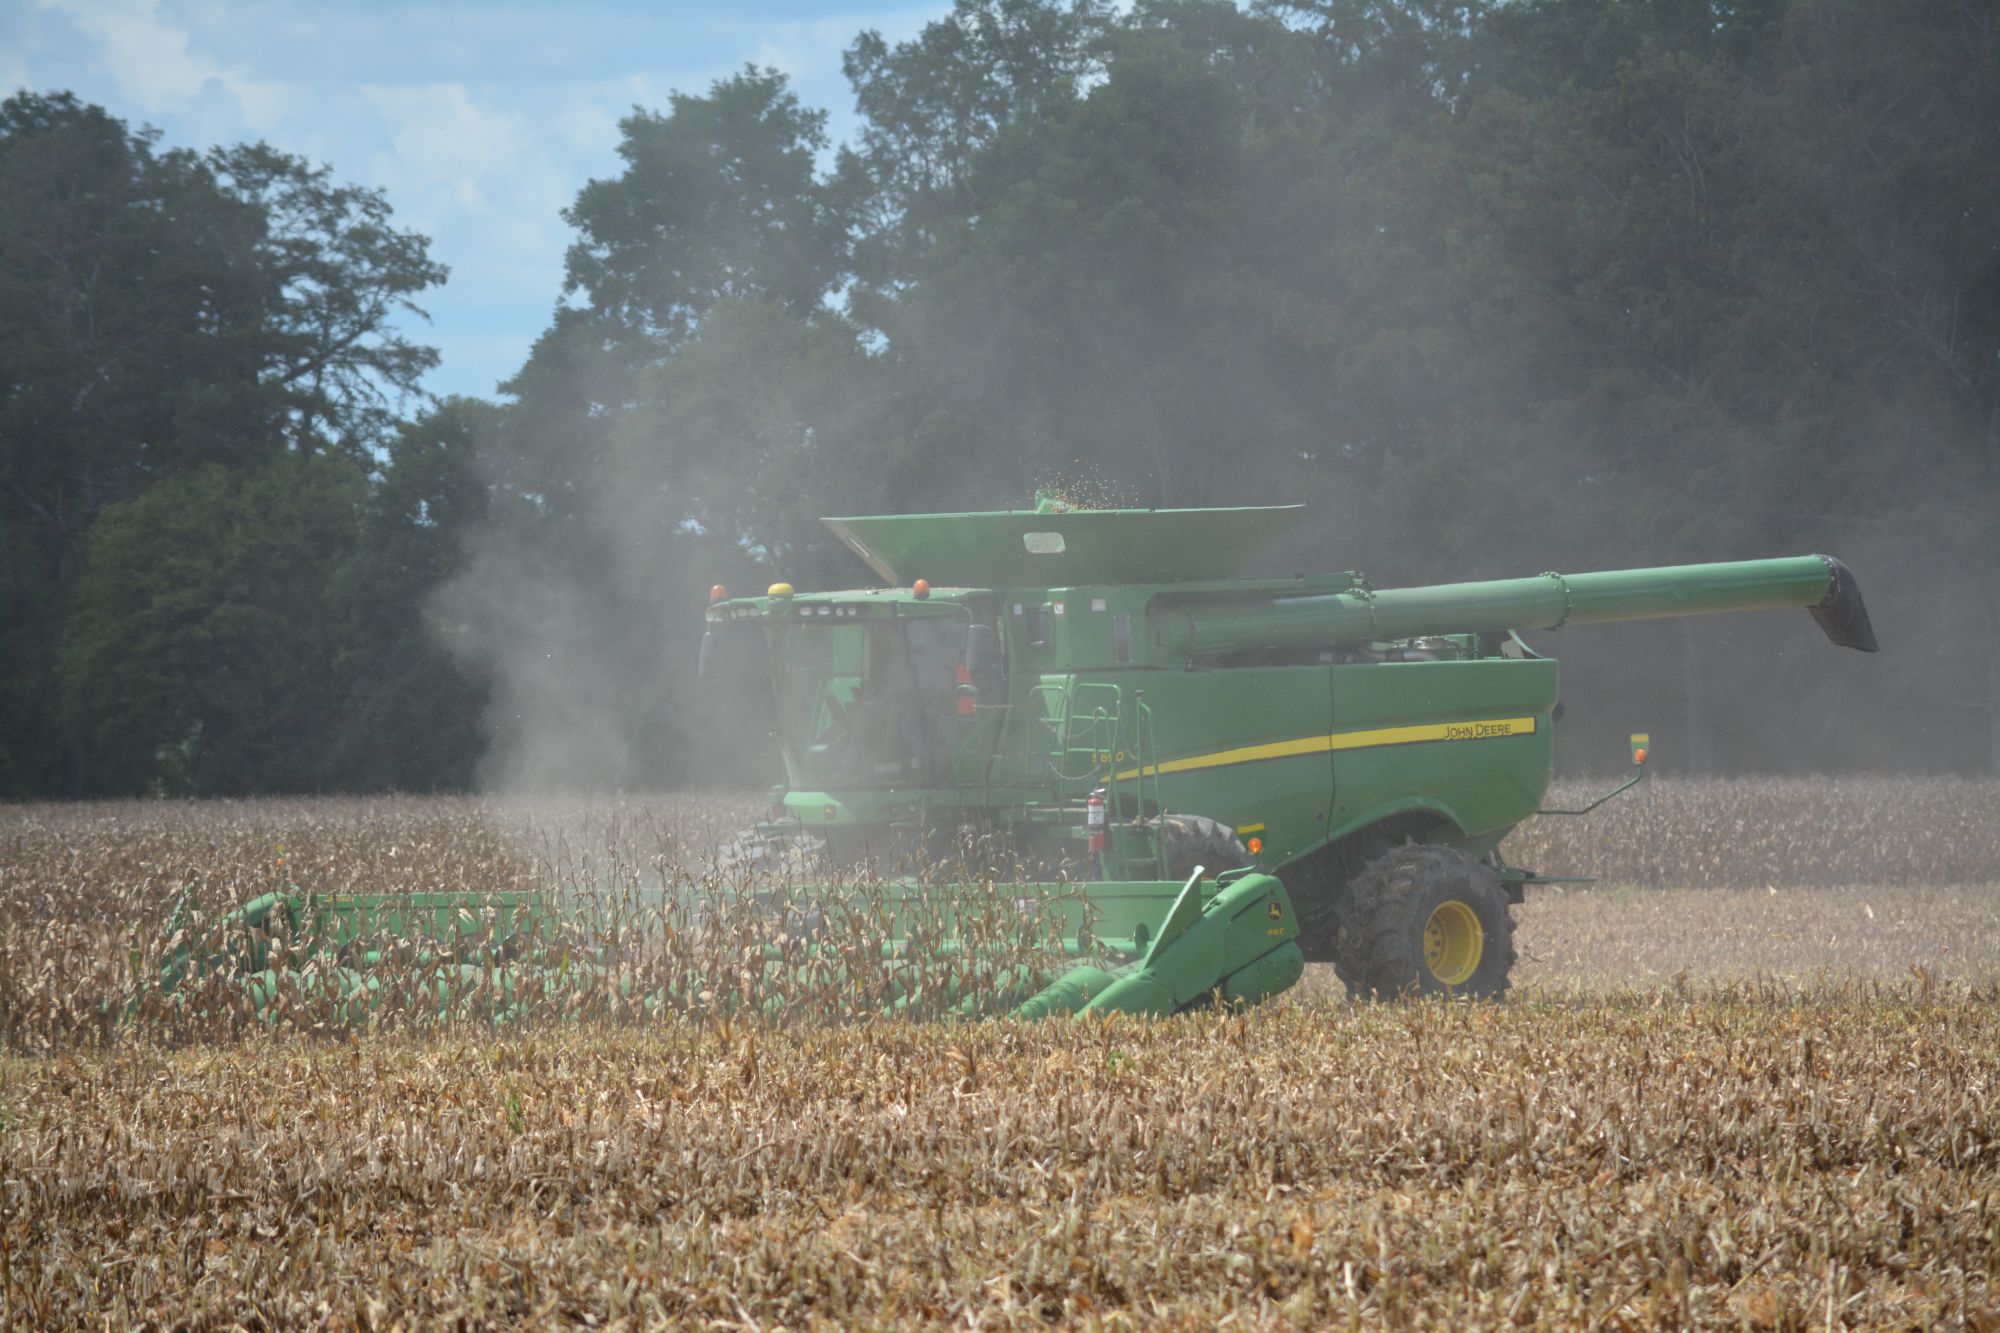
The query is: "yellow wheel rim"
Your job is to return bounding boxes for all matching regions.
[1423,900,1484,986]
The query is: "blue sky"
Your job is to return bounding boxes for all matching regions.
[4,0,943,401]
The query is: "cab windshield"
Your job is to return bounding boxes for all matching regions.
[769,617,965,788]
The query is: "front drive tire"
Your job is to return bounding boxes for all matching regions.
[1333,845,1516,1000]
[1154,813,1253,883]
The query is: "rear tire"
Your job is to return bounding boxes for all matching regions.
[1154,814,1252,882]
[1333,845,1515,1000]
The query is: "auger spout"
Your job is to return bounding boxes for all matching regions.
[1153,554,1877,658]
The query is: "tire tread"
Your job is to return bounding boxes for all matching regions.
[1332,844,1516,1000]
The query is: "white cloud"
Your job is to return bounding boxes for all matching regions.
[555,98,620,155]
[229,78,297,134]
[17,0,960,399]
[361,82,536,212]
[754,15,877,79]
[38,0,221,112]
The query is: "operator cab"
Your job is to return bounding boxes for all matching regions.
[772,615,963,786]
[705,586,1001,791]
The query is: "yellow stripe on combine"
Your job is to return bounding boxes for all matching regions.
[1113,716,1538,782]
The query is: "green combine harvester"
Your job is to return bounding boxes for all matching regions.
[165,496,1876,1023]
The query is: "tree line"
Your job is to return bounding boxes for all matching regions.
[3,0,1995,798]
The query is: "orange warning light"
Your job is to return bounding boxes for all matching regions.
[1633,746,1648,766]
[1247,836,1264,856]
[912,578,931,599]
[709,584,728,603]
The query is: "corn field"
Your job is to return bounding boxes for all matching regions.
[5,990,1997,1327]
[1514,776,2000,889]
[2,779,1997,1327]
[0,794,1110,1051]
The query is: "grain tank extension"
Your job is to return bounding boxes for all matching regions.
[705,497,1876,1003]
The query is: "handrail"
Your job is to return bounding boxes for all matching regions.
[1135,692,1167,878]
[1035,680,1135,788]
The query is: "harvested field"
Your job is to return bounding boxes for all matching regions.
[2,779,1997,1327]
[5,990,1996,1328]
[1515,882,2000,990]
[1514,776,2000,889]
[1285,882,2000,1005]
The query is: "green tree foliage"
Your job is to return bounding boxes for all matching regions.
[445,68,879,790]
[60,455,366,795]
[0,92,455,795]
[210,144,449,452]
[844,0,1114,297]
[1402,0,2000,770]
[323,401,494,792]
[866,1,1488,514]
[563,68,856,353]
[475,0,1997,781]
[7,0,1996,794]
[0,95,269,792]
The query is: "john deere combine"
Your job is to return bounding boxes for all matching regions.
[700,494,1876,1006]
[165,495,1876,1024]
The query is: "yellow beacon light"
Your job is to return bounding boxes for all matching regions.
[768,582,794,598]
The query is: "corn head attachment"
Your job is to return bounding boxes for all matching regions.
[154,866,1304,1027]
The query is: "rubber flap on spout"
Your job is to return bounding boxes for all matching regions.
[1810,556,1880,652]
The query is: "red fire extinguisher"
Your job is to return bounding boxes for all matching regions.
[1086,790,1107,854]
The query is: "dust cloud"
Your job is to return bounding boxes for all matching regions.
[435,456,769,796]
[428,3,1998,795]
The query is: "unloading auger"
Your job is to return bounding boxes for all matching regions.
[163,495,1876,1023]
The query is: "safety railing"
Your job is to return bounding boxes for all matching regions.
[1031,681,1162,826]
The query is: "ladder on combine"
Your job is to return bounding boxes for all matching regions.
[1032,680,1168,872]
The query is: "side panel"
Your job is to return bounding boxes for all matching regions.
[1100,666,1335,862]
[1328,659,1558,845]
